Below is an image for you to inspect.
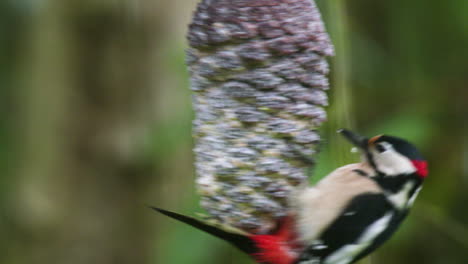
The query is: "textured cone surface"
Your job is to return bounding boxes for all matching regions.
[187,0,334,232]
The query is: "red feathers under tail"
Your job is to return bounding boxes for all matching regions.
[250,216,302,264]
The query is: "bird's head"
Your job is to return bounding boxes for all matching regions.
[338,129,428,179]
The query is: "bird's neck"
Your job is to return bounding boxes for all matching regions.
[373,173,422,210]
[373,173,420,192]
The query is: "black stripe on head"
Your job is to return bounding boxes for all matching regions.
[366,151,380,175]
[375,135,424,161]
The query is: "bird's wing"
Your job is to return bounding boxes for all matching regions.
[297,193,395,264]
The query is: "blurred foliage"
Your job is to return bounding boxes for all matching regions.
[0,0,467,264]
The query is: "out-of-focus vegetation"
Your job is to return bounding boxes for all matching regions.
[0,0,466,264]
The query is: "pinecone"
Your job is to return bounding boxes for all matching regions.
[187,0,334,233]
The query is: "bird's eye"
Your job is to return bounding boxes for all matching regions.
[376,143,388,153]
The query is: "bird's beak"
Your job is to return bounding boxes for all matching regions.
[337,129,368,150]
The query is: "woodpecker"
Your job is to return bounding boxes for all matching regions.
[152,129,428,264]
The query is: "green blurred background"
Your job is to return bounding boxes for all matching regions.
[0,0,467,263]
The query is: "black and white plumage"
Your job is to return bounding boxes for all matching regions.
[152,129,428,264]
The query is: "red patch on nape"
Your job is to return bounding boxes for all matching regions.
[412,160,428,178]
[249,216,302,264]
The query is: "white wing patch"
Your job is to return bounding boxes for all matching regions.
[343,211,356,216]
[323,244,359,264]
[299,257,321,264]
[312,244,328,250]
[323,212,393,264]
[358,212,393,242]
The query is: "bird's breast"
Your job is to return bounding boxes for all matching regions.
[294,163,381,242]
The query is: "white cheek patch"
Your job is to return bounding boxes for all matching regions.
[373,150,416,176]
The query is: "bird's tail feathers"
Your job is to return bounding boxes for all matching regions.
[150,206,258,255]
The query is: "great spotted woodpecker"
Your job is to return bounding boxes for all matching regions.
[152,129,428,264]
